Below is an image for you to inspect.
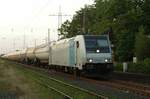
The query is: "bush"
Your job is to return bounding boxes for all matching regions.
[143,58,150,73]
[115,58,150,74]
[128,62,145,73]
[114,62,123,71]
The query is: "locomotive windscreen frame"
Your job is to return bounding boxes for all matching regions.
[84,35,110,53]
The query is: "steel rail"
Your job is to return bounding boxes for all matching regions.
[19,67,73,99]
[77,76,150,97]
[17,62,150,97]
[23,66,108,99]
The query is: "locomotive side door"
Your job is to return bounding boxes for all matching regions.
[69,39,76,67]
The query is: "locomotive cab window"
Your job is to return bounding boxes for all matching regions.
[76,41,79,48]
[84,36,110,53]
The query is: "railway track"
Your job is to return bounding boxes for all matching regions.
[20,68,73,99]
[13,61,150,98]
[82,78,150,97]
[15,63,107,99]
[109,80,150,96]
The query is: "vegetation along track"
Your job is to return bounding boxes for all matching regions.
[15,63,107,99]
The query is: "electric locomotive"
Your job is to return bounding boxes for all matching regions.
[49,35,113,75]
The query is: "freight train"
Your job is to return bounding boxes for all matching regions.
[2,35,113,76]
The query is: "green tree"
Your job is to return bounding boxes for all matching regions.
[141,0,150,34]
[58,20,71,39]
[135,26,150,60]
[59,0,150,62]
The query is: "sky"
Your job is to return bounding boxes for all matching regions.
[0,0,94,54]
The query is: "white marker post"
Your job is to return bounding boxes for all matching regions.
[123,62,128,72]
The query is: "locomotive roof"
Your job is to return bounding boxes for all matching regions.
[53,37,75,45]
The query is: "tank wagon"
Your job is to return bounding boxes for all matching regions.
[2,44,49,65]
[3,51,21,61]
[34,44,49,65]
[25,47,36,64]
[20,48,27,63]
[22,44,49,65]
[3,35,113,76]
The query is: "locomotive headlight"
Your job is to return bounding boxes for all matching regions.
[96,49,100,53]
[89,59,93,63]
[105,59,108,62]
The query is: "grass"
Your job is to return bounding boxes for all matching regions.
[0,59,63,99]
